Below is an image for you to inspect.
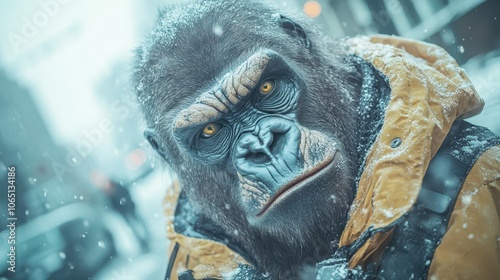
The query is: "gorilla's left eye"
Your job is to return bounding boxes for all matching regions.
[201,123,221,138]
[259,79,275,95]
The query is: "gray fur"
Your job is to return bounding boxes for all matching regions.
[132,1,364,279]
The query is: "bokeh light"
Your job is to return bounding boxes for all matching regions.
[303,1,322,18]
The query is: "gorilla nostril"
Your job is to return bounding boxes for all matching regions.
[245,152,271,164]
[269,132,286,155]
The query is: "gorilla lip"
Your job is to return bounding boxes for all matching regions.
[256,153,336,217]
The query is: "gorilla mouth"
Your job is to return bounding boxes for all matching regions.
[256,153,336,217]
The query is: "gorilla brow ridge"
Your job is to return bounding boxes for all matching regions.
[173,51,271,129]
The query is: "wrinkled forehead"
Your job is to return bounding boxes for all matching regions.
[159,46,268,118]
[155,30,285,111]
[173,50,273,129]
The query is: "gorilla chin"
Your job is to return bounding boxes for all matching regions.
[247,151,345,237]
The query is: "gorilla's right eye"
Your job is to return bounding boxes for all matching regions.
[259,79,275,95]
[201,123,221,138]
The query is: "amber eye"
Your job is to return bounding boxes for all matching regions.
[201,123,219,138]
[259,79,275,95]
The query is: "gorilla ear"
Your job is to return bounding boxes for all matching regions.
[273,14,311,49]
[144,128,167,160]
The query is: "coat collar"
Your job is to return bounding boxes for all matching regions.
[340,35,484,266]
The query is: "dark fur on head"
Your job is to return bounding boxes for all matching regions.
[133,0,363,278]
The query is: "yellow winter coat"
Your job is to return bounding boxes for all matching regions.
[163,35,500,279]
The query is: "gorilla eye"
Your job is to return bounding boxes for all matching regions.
[259,79,275,95]
[201,123,220,138]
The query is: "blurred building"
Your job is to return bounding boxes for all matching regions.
[0,1,174,279]
[0,67,169,279]
[0,69,115,280]
[294,0,500,133]
[325,0,499,64]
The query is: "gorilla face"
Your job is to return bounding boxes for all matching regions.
[171,50,344,229]
[134,1,362,278]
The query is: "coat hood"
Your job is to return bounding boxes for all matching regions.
[339,35,484,266]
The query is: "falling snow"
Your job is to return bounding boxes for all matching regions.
[461,194,472,207]
[212,24,224,36]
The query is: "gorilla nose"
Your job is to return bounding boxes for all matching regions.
[234,120,289,165]
[236,130,282,164]
[233,117,301,172]
[232,117,303,191]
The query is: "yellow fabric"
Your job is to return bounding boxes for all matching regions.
[163,181,246,280]
[340,35,484,266]
[162,35,499,279]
